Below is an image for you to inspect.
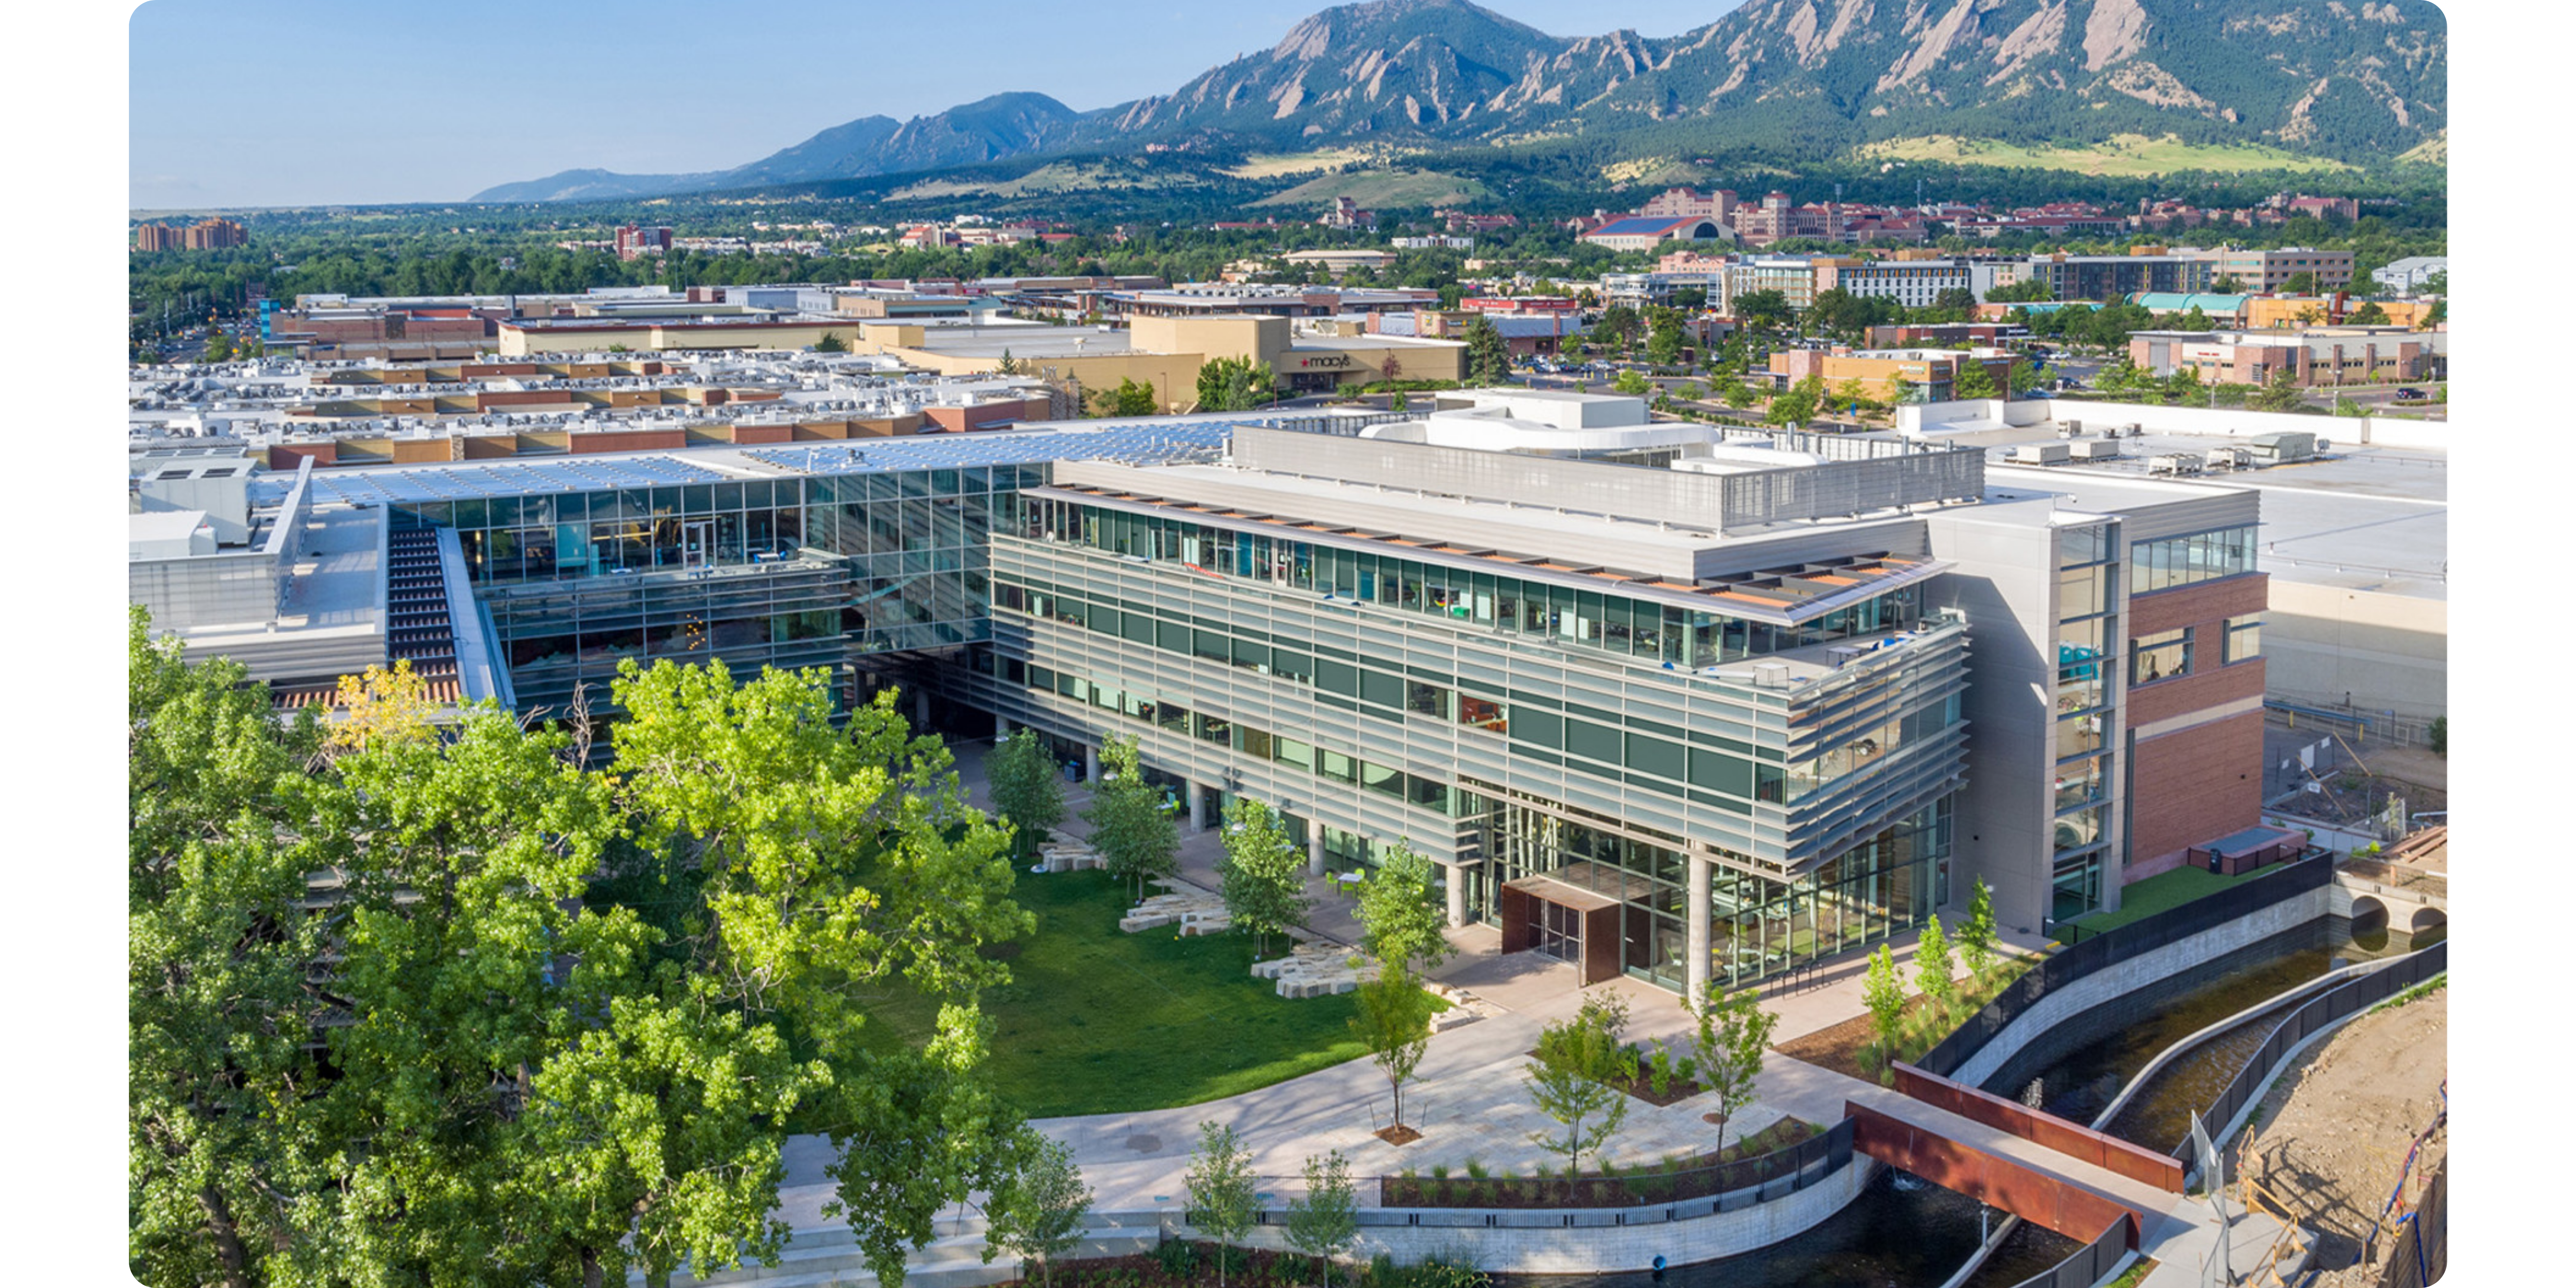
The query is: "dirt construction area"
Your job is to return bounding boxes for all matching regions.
[2236,986,2447,1285]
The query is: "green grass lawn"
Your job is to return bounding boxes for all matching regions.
[852,869,1367,1119]
[2052,864,2282,941]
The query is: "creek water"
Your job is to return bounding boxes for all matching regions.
[1500,1168,2042,1288]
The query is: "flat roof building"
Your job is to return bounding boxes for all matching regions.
[138,396,2275,991]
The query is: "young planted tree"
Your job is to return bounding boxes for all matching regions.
[1862,944,1907,1075]
[987,1133,1093,1288]
[1524,993,1636,1176]
[985,727,1065,862]
[1085,735,1177,901]
[1184,1121,1258,1288]
[1914,915,1957,1023]
[1764,375,1825,427]
[1611,367,1652,397]
[1355,840,1451,977]
[1284,1150,1359,1288]
[1217,796,1311,958]
[1351,967,1436,1135]
[1957,877,1999,983]
[1690,982,1779,1149]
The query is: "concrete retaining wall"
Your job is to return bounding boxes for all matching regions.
[1150,1159,1876,1275]
[1953,884,2335,1090]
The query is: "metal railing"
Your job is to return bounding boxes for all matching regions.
[1340,1118,1856,1222]
[1913,856,2333,1080]
[2005,1218,2128,1288]
[2169,940,2447,1167]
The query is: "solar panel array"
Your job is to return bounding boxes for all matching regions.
[299,455,729,507]
[263,420,1251,509]
[742,422,1233,477]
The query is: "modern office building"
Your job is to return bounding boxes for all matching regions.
[133,395,2269,992]
[2023,253,2214,302]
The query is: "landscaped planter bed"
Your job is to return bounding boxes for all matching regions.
[1377,1119,1822,1209]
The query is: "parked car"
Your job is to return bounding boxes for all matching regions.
[2395,387,2426,400]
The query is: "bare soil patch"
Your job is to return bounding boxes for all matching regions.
[2237,986,2446,1286]
[1375,1123,1422,1146]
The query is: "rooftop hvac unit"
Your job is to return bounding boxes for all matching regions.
[2070,439,2122,461]
[1752,661,1791,689]
[2126,423,2143,437]
[2063,419,2083,435]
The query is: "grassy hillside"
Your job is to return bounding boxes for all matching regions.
[1251,168,1490,209]
[1852,134,2356,177]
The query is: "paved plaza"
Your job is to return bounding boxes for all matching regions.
[765,735,2286,1286]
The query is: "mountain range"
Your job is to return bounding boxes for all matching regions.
[471,0,2445,203]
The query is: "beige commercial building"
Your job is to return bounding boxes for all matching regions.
[837,315,1464,408]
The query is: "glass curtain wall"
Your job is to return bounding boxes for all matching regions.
[1483,796,1951,993]
[1019,496,1920,668]
[2053,522,2119,923]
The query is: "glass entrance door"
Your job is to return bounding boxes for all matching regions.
[683,521,713,570]
[1532,899,1581,962]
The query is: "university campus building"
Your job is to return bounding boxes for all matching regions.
[131,392,2269,998]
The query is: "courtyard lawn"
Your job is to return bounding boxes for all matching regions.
[2052,864,2282,942]
[852,868,1367,1119]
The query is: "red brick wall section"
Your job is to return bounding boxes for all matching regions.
[2128,709,2267,874]
[569,430,688,455]
[268,442,336,470]
[2126,574,2266,638]
[731,424,794,445]
[2128,655,2265,730]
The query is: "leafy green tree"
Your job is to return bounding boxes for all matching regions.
[1674,380,1705,403]
[129,610,332,1288]
[2429,715,2446,757]
[1524,993,1635,1175]
[1390,390,1409,413]
[201,330,235,363]
[1950,359,1999,401]
[1594,304,1643,351]
[1091,377,1158,417]
[1930,286,1979,319]
[1718,373,1755,409]
[1731,289,1791,329]
[2283,272,2318,296]
[1352,967,1436,1134]
[1217,796,1311,958]
[1086,735,1177,901]
[2247,366,2307,412]
[604,661,1034,1282]
[1184,1121,1258,1288]
[986,727,1066,861]
[1764,374,1824,427]
[2161,367,2205,405]
[1357,840,1452,977]
[1985,278,2053,304]
[1463,315,1513,386]
[1689,982,1779,1148]
[1196,356,1277,412]
[998,350,1021,375]
[1611,367,1651,397]
[1862,944,1906,1074]
[1915,915,1957,1018]
[1957,877,1998,982]
[986,1133,1093,1288]
[2010,360,2049,397]
[1647,319,1685,366]
[814,331,849,353]
[2347,302,2390,326]
[1284,1150,1359,1288]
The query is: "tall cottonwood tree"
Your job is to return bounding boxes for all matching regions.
[129,619,1045,1288]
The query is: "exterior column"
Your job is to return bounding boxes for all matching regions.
[1083,743,1099,785]
[1445,864,1467,929]
[1187,783,1208,832]
[1307,829,1325,877]
[912,686,931,730]
[994,711,1010,741]
[1687,856,1712,1009]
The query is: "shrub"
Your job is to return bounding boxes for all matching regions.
[1153,1238,1198,1279]
[1463,1158,1487,1180]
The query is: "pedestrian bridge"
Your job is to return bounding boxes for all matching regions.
[2333,859,2447,939]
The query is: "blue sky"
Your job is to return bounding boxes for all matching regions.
[130,0,1749,209]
